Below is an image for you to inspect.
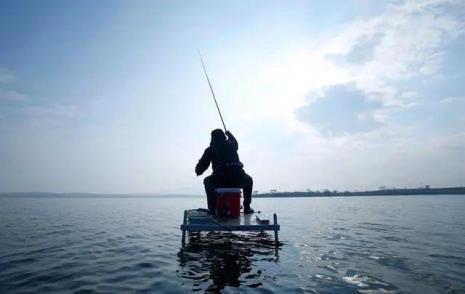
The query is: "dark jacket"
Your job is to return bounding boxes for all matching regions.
[195,131,244,176]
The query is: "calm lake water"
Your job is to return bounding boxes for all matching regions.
[1,195,465,293]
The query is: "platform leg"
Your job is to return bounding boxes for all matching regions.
[181,211,187,246]
[273,213,279,246]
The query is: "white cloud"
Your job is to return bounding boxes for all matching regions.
[0,90,27,101]
[0,69,15,84]
[23,105,85,119]
[264,0,465,134]
[0,70,27,102]
[439,96,465,104]
[325,0,464,107]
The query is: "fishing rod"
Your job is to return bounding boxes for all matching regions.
[198,51,228,132]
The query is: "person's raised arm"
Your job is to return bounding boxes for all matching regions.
[225,130,238,150]
[195,147,211,176]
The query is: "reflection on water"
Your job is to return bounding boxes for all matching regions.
[177,232,280,292]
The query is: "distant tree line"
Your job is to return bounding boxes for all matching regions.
[255,186,465,198]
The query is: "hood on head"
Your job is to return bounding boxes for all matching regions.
[210,129,226,146]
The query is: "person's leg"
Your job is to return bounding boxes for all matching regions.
[241,172,253,211]
[204,175,217,212]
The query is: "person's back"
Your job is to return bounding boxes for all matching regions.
[196,129,254,214]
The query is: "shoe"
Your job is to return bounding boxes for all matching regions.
[244,206,254,214]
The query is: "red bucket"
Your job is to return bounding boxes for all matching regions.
[215,188,241,218]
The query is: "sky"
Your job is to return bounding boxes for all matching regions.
[0,0,464,194]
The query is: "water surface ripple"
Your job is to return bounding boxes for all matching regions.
[1,195,464,293]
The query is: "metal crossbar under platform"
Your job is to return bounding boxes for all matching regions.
[180,209,280,246]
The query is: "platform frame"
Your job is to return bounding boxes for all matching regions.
[180,210,280,246]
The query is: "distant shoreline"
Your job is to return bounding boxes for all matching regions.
[0,193,198,198]
[0,187,464,198]
[255,187,465,198]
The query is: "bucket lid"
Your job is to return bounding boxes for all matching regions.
[215,188,242,193]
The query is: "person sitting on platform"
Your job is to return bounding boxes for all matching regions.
[195,129,254,214]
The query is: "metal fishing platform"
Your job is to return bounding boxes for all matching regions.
[180,209,280,246]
